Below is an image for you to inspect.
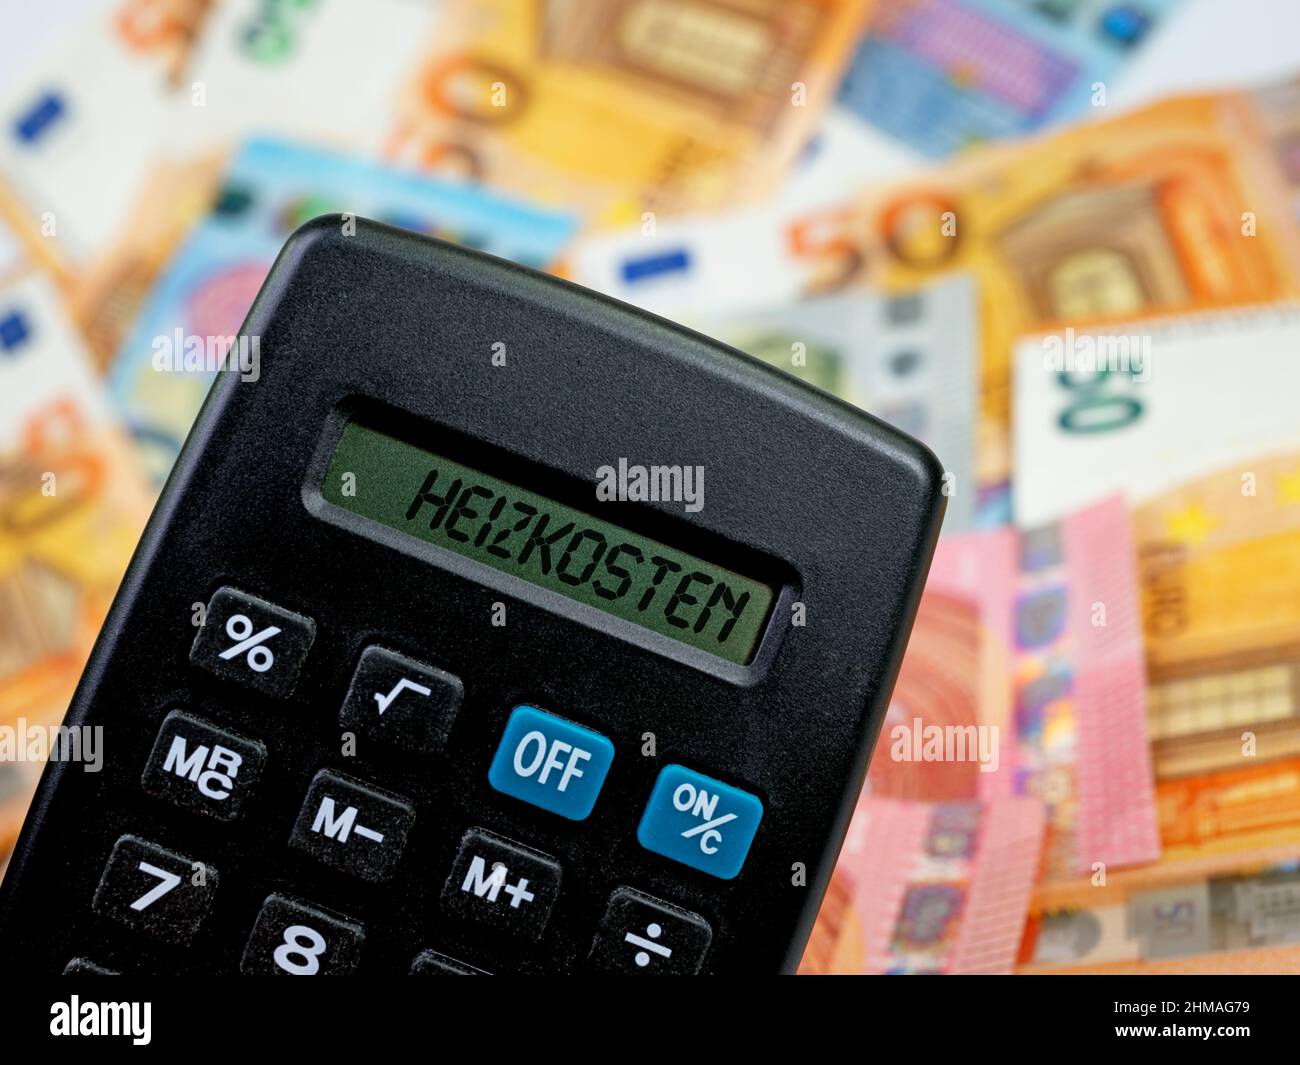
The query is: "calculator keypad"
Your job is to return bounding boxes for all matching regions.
[338,646,463,755]
[240,895,364,975]
[441,828,562,941]
[588,887,713,975]
[288,769,415,883]
[91,835,218,946]
[72,584,743,972]
[190,587,315,698]
[141,710,266,820]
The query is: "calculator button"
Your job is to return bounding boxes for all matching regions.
[91,835,218,945]
[240,894,364,975]
[189,586,315,698]
[410,949,490,975]
[636,764,764,880]
[288,769,415,882]
[487,705,614,821]
[338,646,463,755]
[441,828,561,940]
[63,958,117,975]
[588,887,713,975]
[141,710,266,820]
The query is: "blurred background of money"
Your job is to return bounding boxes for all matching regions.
[2,0,1300,975]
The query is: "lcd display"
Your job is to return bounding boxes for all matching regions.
[322,422,776,663]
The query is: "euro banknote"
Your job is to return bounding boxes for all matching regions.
[807,91,1300,515]
[0,269,153,861]
[0,0,210,272]
[866,527,1015,802]
[379,0,874,225]
[0,270,151,725]
[1013,303,1300,528]
[1031,453,1300,911]
[0,757,41,872]
[567,199,814,318]
[858,500,1153,898]
[1015,495,1159,883]
[837,0,1185,157]
[1022,863,1300,973]
[573,86,1300,522]
[833,502,1157,954]
[1141,453,1300,865]
[800,796,1045,974]
[167,0,439,158]
[66,149,227,369]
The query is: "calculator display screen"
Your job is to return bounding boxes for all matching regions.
[322,422,776,664]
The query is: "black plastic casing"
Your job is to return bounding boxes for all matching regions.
[0,217,945,973]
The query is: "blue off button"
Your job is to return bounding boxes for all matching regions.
[488,706,614,821]
[637,765,763,880]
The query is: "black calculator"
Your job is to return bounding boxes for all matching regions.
[0,216,944,974]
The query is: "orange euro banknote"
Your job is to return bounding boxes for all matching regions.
[784,89,1300,494]
[381,0,874,226]
[1033,453,1300,911]
[0,271,152,727]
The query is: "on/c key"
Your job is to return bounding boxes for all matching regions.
[637,764,763,880]
[487,705,615,821]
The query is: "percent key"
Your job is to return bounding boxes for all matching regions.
[190,586,316,698]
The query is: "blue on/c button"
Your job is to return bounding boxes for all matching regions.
[637,765,763,880]
[488,705,614,821]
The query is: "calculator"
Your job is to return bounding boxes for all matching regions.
[0,216,944,974]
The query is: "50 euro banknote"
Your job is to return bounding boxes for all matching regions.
[378,0,874,225]
[0,0,213,274]
[574,86,1300,512]
[805,89,1300,499]
[1032,452,1300,912]
[1013,309,1300,907]
[1013,303,1300,529]
[0,271,151,726]
[0,270,153,862]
